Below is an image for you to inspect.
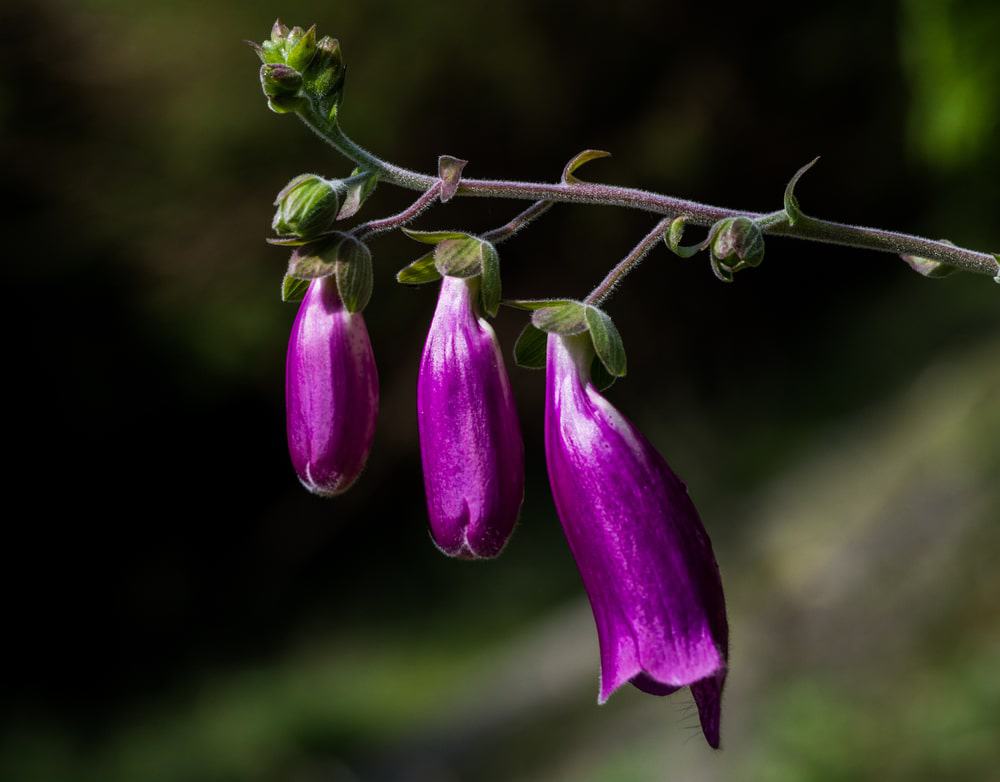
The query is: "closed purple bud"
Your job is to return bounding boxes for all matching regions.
[544,333,729,748]
[417,276,525,558]
[286,277,379,496]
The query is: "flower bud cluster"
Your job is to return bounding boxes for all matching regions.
[251,20,345,114]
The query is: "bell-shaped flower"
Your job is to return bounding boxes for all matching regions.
[544,333,728,748]
[417,276,525,558]
[286,276,379,496]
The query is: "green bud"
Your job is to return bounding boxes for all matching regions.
[272,174,343,238]
[260,63,302,97]
[303,36,345,101]
[271,19,289,43]
[286,24,318,71]
[710,216,765,274]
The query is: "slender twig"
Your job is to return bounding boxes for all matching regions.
[481,200,554,244]
[354,182,443,239]
[299,109,1000,278]
[585,217,673,306]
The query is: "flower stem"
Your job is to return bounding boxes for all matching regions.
[481,200,554,244]
[299,109,999,278]
[354,182,442,239]
[585,218,673,306]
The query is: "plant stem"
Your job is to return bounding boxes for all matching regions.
[585,218,673,306]
[481,201,554,244]
[300,110,1000,278]
[354,182,442,239]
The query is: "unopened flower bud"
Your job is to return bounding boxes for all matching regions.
[303,35,345,99]
[260,62,302,98]
[286,277,379,496]
[710,217,765,273]
[272,174,343,238]
[418,277,525,558]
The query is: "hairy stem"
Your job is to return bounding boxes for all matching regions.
[481,200,554,244]
[586,218,673,306]
[355,182,442,239]
[300,110,999,278]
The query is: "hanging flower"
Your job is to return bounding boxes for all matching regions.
[286,276,379,496]
[417,276,525,558]
[544,332,728,748]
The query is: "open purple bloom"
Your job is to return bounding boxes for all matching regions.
[544,333,728,748]
[417,276,525,558]
[286,277,379,496]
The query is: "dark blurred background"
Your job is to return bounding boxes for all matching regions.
[3,0,999,780]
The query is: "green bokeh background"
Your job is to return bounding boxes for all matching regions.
[3,1,999,780]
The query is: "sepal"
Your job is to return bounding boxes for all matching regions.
[513,324,548,369]
[396,252,442,286]
[334,235,373,313]
[528,301,627,378]
[281,275,310,302]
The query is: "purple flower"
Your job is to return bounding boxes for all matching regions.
[286,276,379,496]
[544,333,729,748]
[417,276,525,558]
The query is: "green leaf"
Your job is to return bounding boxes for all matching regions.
[664,216,708,259]
[334,237,373,313]
[402,228,470,244]
[503,298,578,311]
[337,169,378,220]
[584,305,626,377]
[562,149,612,184]
[994,253,1000,284]
[513,323,548,369]
[784,156,820,227]
[434,236,484,278]
[281,274,311,302]
[590,354,617,391]
[438,155,468,203]
[479,242,501,317]
[287,238,340,279]
[532,301,589,335]
[396,251,441,285]
[267,235,312,247]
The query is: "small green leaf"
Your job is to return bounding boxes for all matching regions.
[402,228,470,244]
[334,237,373,313]
[784,156,820,227]
[337,169,378,220]
[479,242,501,317]
[993,253,1000,284]
[664,216,709,259]
[513,324,548,369]
[590,354,617,391]
[396,251,442,285]
[434,236,484,278]
[281,274,311,302]
[584,305,626,378]
[562,149,612,184]
[287,238,340,279]
[438,155,468,203]
[503,298,578,311]
[532,301,589,335]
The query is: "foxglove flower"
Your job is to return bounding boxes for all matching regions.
[544,333,728,748]
[418,276,525,558]
[286,276,379,496]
